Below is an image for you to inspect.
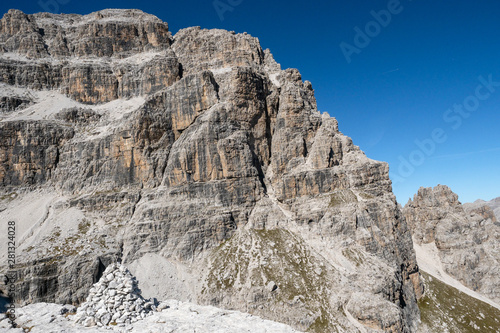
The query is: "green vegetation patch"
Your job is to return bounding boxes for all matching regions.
[342,248,365,267]
[78,219,91,234]
[358,192,375,200]
[0,192,18,202]
[418,271,500,333]
[48,227,62,243]
[205,229,343,332]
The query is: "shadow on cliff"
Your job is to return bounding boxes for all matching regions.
[0,295,9,313]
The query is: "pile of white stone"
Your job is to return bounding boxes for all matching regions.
[74,263,157,327]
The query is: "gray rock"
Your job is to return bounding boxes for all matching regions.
[73,263,155,326]
[464,196,500,223]
[0,95,32,112]
[0,8,423,333]
[108,281,118,289]
[59,304,77,315]
[157,302,170,311]
[83,317,95,327]
[100,313,111,325]
[111,312,121,321]
[404,185,500,303]
[0,9,179,103]
[266,281,277,292]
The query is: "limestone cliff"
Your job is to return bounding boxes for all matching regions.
[0,9,422,332]
[404,185,500,304]
[464,196,500,223]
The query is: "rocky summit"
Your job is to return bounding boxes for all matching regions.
[404,185,500,304]
[2,7,487,333]
[464,196,500,223]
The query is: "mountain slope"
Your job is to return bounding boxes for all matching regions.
[464,197,500,223]
[404,185,500,304]
[418,271,500,333]
[0,8,422,332]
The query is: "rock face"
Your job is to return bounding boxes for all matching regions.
[0,9,180,104]
[404,185,500,303]
[0,8,422,332]
[464,196,500,223]
[0,95,31,112]
[0,121,74,187]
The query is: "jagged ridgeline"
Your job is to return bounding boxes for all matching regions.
[404,185,500,305]
[0,9,422,332]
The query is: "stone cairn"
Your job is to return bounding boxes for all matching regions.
[74,263,157,327]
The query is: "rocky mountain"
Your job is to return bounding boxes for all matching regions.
[403,185,500,305]
[1,263,301,332]
[464,197,500,223]
[0,8,425,332]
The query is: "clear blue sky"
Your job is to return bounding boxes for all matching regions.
[2,0,499,204]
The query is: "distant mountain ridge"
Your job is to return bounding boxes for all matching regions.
[404,185,500,304]
[464,196,500,223]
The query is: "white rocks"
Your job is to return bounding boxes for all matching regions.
[157,302,170,312]
[266,281,278,292]
[1,301,301,332]
[83,317,96,327]
[101,313,111,325]
[75,263,156,327]
[109,281,120,289]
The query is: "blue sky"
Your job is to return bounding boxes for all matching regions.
[1,0,499,204]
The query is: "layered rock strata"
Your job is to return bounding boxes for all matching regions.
[0,8,423,332]
[404,185,500,303]
[464,196,500,223]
